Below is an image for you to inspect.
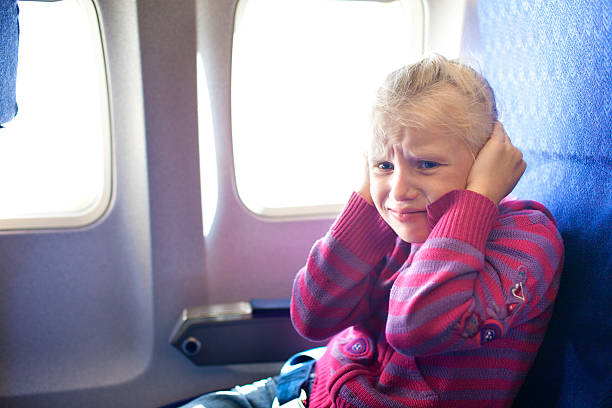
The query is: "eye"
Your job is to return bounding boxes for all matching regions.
[417,160,440,170]
[376,161,394,171]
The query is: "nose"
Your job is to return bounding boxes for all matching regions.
[389,167,419,202]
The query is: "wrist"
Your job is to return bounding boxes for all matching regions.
[427,190,498,251]
[332,192,395,264]
[466,185,502,205]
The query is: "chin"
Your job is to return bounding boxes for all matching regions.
[382,213,430,243]
[397,231,429,243]
[389,223,430,243]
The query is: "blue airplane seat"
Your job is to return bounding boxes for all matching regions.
[465,1,611,406]
[0,0,19,126]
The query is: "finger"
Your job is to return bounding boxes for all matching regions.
[497,122,512,145]
[503,130,511,145]
[490,122,506,142]
[363,152,371,177]
[519,158,527,175]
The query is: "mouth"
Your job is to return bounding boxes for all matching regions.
[387,207,426,222]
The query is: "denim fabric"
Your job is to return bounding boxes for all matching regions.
[178,377,278,408]
[275,358,315,405]
[177,348,325,408]
[0,0,19,125]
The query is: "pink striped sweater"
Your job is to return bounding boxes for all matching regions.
[291,189,564,408]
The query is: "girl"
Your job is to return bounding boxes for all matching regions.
[180,54,564,408]
[290,54,564,407]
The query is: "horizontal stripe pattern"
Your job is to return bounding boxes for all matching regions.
[291,190,563,407]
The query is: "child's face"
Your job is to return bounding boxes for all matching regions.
[369,125,475,243]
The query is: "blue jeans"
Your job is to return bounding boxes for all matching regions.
[178,377,278,408]
[178,347,325,408]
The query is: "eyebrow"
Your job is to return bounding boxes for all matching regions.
[369,142,394,163]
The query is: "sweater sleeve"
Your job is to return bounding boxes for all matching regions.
[290,192,397,341]
[385,189,564,356]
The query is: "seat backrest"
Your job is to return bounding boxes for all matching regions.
[0,0,19,126]
[464,1,611,406]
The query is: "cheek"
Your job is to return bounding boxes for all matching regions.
[423,180,451,203]
[428,171,471,201]
[369,179,389,214]
[369,178,386,200]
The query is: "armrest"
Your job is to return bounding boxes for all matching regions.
[169,298,324,366]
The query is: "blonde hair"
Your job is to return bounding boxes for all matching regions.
[371,54,498,155]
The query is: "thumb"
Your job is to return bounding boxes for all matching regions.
[490,122,506,143]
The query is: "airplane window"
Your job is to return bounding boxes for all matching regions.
[0,0,111,230]
[231,0,424,217]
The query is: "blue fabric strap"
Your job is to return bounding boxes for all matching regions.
[275,348,327,405]
[0,0,19,125]
[275,358,315,405]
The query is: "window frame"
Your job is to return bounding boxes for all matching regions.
[228,0,426,220]
[0,0,114,231]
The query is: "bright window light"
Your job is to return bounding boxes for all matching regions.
[0,0,111,230]
[232,0,423,217]
[197,52,218,236]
